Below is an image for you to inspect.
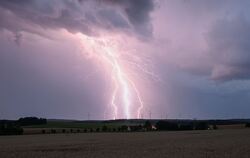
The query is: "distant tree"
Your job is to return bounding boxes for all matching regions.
[129,125,143,132]
[96,128,100,132]
[155,121,179,131]
[0,121,23,135]
[195,121,209,130]
[213,124,218,130]
[51,129,56,134]
[178,124,194,131]
[42,129,46,134]
[102,125,108,132]
[17,117,47,126]
[121,125,128,132]
[144,120,152,131]
[245,123,250,128]
[117,127,121,132]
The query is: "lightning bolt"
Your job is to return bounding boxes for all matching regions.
[77,33,158,119]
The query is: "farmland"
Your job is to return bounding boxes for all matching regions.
[0,129,250,158]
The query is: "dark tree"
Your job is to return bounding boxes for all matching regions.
[0,121,23,135]
[17,117,47,126]
[245,123,250,128]
[51,129,56,134]
[102,125,108,132]
[195,121,209,130]
[155,121,179,131]
[120,125,128,132]
[179,124,194,131]
[129,125,143,132]
[96,128,100,132]
[118,127,121,132]
[144,120,152,131]
[213,124,218,130]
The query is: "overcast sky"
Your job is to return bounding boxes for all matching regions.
[1,0,250,120]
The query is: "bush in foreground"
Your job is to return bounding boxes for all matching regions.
[0,121,23,135]
[245,123,250,128]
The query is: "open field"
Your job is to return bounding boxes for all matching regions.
[0,129,250,158]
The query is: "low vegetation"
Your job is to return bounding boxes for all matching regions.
[0,120,23,135]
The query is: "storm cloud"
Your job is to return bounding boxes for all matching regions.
[0,0,154,40]
[207,16,250,81]
[153,0,250,82]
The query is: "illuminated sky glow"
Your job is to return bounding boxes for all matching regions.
[78,34,145,119]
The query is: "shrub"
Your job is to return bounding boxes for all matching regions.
[144,120,152,131]
[129,125,143,132]
[155,121,179,131]
[213,124,218,130]
[17,117,47,126]
[96,128,100,132]
[118,127,121,132]
[51,129,56,134]
[179,124,194,131]
[0,121,23,135]
[245,123,250,128]
[102,125,108,132]
[195,122,209,130]
[121,125,128,132]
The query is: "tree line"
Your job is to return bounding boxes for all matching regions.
[0,117,47,135]
[1,118,250,135]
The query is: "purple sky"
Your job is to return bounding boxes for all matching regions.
[1,0,250,120]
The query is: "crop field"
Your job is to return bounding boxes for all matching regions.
[0,129,250,158]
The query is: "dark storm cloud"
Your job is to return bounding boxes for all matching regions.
[102,0,154,36]
[0,0,154,39]
[207,16,250,81]
[154,0,250,82]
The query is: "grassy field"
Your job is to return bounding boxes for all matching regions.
[0,129,250,158]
